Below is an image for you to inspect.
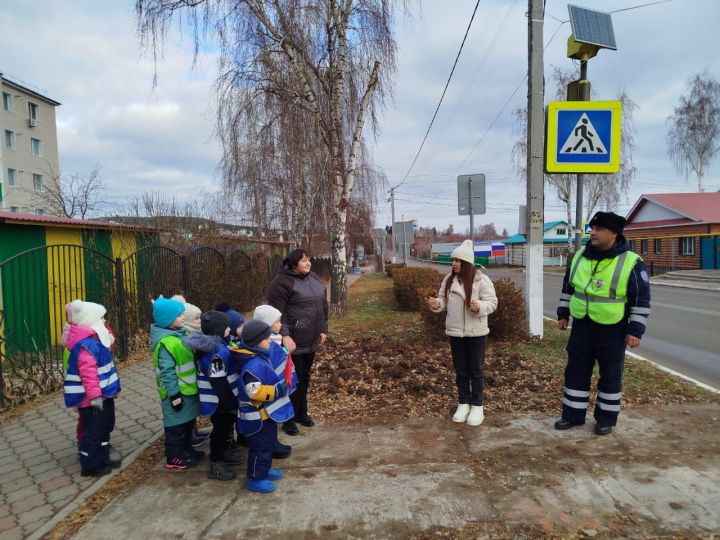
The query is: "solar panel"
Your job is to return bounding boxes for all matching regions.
[568,5,617,50]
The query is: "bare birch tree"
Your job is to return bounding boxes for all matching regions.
[136,0,402,315]
[666,70,720,193]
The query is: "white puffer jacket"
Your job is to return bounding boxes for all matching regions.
[430,271,498,337]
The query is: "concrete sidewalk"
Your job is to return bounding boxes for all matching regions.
[71,405,720,539]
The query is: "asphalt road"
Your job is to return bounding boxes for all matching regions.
[406,258,720,389]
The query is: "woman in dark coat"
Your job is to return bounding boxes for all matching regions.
[267,248,328,435]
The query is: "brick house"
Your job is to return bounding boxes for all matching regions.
[624,192,720,274]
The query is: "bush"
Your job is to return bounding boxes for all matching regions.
[385,263,406,277]
[392,267,444,311]
[488,278,528,340]
[418,285,448,341]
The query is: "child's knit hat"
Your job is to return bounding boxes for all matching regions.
[201,310,231,338]
[253,305,282,327]
[242,319,272,347]
[215,302,245,336]
[70,300,113,347]
[153,297,185,329]
[183,303,202,323]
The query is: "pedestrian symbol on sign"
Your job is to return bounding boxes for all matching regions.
[560,113,607,155]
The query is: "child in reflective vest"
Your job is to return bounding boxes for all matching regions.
[63,300,121,477]
[234,320,294,493]
[150,297,202,470]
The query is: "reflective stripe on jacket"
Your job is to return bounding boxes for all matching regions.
[153,335,198,399]
[568,248,640,324]
[64,337,120,407]
[236,355,294,436]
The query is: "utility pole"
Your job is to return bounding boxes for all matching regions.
[468,176,474,245]
[526,0,544,337]
[401,214,407,265]
[574,60,589,252]
[390,187,396,253]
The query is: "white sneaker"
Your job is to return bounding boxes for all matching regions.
[466,405,484,426]
[452,404,470,423]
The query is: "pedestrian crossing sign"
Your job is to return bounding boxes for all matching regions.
[545,100,622,173]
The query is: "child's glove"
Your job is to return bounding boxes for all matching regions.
[169,393,184,411]
[90,397,103,411]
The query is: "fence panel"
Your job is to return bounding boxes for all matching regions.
[185,247,226,311]
[0,244,116,407]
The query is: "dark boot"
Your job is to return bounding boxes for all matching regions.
[282,420,299,436]
[207,461,237,481]
[273,441,292,459]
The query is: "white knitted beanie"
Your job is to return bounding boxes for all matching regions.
[253,304,282,327]
[69,300,113,347]
[450,239,475,265]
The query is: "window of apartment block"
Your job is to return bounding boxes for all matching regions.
[640,239,648,254]
[10,206,19,212]
[4,130,16,149]
[654,239,661,254]
[28,101,39,122]
[2,92,12,111]
[7,168,18,187]
[679,237,695,255]
[31,137,42,156]
[35,208,45,215]
[33,173,44,192]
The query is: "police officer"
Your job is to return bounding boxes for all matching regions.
[555,211,651,435]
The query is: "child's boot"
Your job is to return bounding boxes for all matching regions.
[466,405,484,426]
[452,404,470,423]
[267,467,284,480]
[273,441,292,459]
[207,461,237,481]
[247,478,276,493]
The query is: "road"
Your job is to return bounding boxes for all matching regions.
[406,258,720,389]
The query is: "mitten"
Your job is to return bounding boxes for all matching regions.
[90,397,103,410]
[170,393,184,411]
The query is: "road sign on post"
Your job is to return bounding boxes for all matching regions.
[545,100,622,173]
[458,174,486,245]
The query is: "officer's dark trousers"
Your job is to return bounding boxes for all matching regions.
[449,335,487,406]
[78,398,115,472]
[247,420,277,480]
[290,352,315,421]
[562,317,626,427]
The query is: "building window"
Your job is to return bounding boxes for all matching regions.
[640,239,648,254]
[35,208,45,215]
[629,239,636,251]
[7,168,18,187]
[31,137,42,156]
[10,206,19,212]
[4,130,16,149]
[556,227,566,236]
[28,101,39,123]
[679,237,695,255]
[2,92,12,111]
[33,173,44,192]
[654,239,661,254]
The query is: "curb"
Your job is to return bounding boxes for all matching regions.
[650,279,720,291]
[28,429,165,540]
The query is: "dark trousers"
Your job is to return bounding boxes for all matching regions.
[78,398,115,472]
[210,411,235,462]
[290,352,315,421]
[164,419,194,460]
[449,336,487,406]
[562,317,626,427]
[247,420,277,480]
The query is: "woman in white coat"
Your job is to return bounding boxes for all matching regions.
[428,240,498,426]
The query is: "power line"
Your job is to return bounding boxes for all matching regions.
[393,0,483,190]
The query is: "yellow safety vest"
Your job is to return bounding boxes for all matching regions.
[568,248,640,325]
[153,335,198,399]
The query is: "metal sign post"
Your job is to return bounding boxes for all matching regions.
[457,174,486,243]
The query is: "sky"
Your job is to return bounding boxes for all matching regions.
[1,0,719,236]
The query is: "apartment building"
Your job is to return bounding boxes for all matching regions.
[0,74,61,214]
